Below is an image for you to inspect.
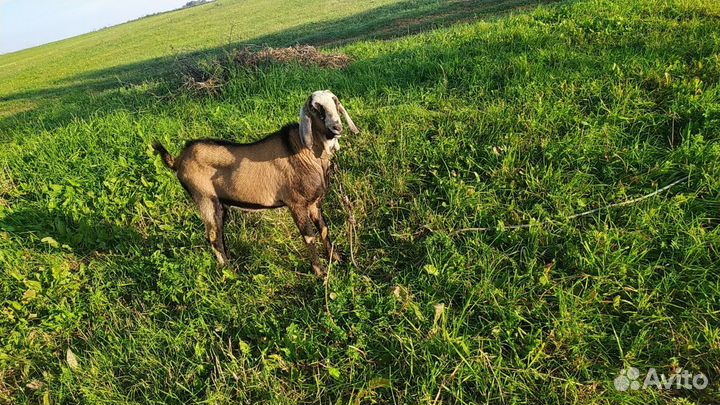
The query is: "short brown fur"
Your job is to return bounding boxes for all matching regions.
[153,91,359,278]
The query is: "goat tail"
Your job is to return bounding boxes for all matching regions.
[153,142,176,170]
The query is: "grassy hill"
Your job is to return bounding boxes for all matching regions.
[0,0,533,122]
[1,0,720,404]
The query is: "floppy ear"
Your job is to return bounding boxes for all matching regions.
[299,105,313,148]
[335,97,359,134]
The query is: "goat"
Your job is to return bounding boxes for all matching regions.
[153,90,359,278]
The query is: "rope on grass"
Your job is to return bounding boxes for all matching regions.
[332,162,360,269]
[332,160,690,248]
[324,243,338,327]
[451,175,690,235]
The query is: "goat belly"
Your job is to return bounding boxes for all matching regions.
[217,182,284,211]
[219,197,285,211]
[215,160,286,210]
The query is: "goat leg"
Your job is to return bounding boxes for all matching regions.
[310,203,341,263]
[290,206,325,278]
[196,196,229,265]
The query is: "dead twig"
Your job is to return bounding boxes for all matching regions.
[181,76,223,96]
[432,363,461,405]
[452,175,690,235]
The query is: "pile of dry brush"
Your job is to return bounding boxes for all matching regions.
[179,45,352,96]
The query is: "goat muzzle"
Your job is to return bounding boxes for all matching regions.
[330,124,343,136]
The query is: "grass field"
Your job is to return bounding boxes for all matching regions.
[1,0,720,403]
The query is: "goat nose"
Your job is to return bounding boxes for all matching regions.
[331,124,343,133]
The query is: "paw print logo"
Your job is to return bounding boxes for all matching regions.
[614,367,641,391]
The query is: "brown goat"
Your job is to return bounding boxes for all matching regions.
[153,90,359,277]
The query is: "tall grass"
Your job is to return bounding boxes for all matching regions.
[1,0,720,403]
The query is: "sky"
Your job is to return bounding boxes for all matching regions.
[0,0,190,55]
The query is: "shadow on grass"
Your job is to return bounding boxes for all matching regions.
[0,0,553,135]
[0,206,149,256]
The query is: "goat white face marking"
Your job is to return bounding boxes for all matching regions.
[310,90,343,136]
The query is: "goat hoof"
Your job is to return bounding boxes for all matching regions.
[313,265,327,279]
[330,251,342,264]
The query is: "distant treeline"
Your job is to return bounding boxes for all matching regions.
[183,0,214,8]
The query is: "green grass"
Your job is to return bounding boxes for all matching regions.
[1,0,720,403]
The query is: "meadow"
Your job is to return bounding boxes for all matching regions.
[1,0,720,403]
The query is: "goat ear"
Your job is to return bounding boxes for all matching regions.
[336,99,359,134]
[299,106,313,148]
